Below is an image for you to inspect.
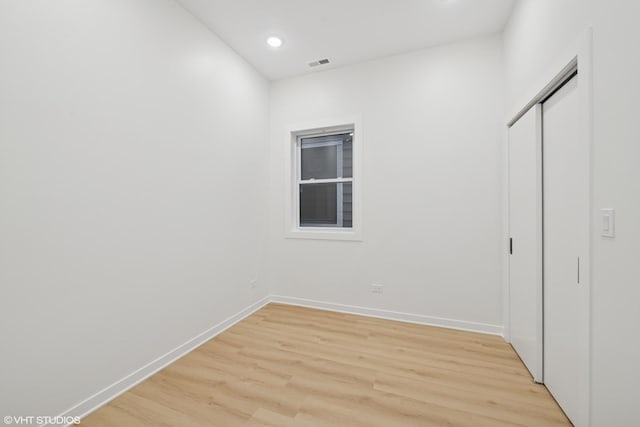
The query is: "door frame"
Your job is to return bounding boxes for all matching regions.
[503,28,594,426]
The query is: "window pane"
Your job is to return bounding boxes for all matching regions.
[300,132,353,180]
[301,143,337,180]
[342,138,353,179]
[342,182,353,227]
[300,182,352,228]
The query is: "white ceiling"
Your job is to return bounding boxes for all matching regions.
[176,0,516,80]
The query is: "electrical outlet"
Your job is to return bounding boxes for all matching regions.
[371,284,384,294]
[250,279,257,289]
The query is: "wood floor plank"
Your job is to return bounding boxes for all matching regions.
[243,408,297,427]
[374,373,568,425]
[81,303,570,426]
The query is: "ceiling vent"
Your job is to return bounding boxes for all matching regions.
[308,58,330,68]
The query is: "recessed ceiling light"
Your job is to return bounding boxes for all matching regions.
[266,36,283,48]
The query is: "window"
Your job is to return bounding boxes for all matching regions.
[298,132,353,228]
[285,117,362,240]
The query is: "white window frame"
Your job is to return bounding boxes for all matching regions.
[284,116,363,241]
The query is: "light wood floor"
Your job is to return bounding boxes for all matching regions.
[81,303,570,426]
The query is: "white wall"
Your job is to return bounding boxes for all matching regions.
[504,1,593,110]
[505,1,640,425]
[268,35,505,332]
[0,0,269,419]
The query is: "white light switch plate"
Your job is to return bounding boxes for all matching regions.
[600,208,615,238]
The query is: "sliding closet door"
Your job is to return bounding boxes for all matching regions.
[508,106,542,382]
[543,75,589,427]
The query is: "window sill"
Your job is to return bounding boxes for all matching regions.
[285,228,362,241]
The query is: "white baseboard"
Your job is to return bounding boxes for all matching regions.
[52,294,503,426]
[50,296,270,427]
[270,295,504,336]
